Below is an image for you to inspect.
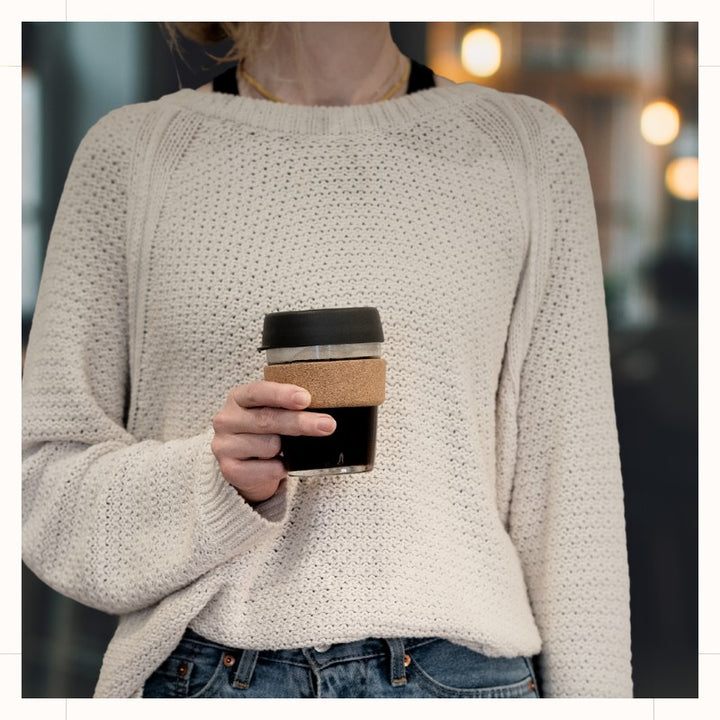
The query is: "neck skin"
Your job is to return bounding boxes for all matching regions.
[238,23,408,106]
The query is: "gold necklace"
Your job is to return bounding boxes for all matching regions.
[238,55,412,104]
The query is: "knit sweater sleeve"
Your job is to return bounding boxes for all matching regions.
[505,101,633,697]
[21,106,291,616]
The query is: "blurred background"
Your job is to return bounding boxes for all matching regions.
[21,22,697,698]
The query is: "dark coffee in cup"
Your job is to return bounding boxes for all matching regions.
[260,307,385,477]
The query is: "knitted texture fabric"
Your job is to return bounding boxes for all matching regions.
[22,82,632,698]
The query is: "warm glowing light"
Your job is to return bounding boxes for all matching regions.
[665,157,698,200]
[461,28,502,77]
[640,100,680,146]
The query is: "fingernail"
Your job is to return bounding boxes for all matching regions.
[316,417,336,434]
[293,390,311,406]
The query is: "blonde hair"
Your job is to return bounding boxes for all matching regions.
[163,22,295,64]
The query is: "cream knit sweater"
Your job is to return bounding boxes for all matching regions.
[22,82,632,698]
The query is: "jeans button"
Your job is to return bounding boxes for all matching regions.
[313,644,331,652]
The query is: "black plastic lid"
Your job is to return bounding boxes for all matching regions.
[260,307,384,350]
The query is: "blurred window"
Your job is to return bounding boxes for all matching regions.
[22,68,42,324]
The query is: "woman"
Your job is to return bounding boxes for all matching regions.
[22,22,633,698]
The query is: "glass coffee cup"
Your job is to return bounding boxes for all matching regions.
[260,307,385,477]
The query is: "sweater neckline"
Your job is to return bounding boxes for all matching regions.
[159,82,483,135]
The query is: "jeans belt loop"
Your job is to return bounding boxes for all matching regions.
[232,649,259,689]
[385,638,407,686]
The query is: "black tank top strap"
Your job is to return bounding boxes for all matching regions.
[407,59,436,93]
[210,58,436,97]
[212,64,240,95]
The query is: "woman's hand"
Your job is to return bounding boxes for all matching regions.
[211,381,336,503]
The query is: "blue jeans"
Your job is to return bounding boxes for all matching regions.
[142,629,540,698]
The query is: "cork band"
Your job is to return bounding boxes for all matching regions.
[263,358,386,408]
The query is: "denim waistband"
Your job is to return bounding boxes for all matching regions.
[182,628,439,685]
[184,628,437,660]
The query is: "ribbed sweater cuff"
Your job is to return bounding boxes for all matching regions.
[196,428,292,556]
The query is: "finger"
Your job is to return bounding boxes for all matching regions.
[241,406,336,437]
[213,404,336,437]
[215,432,282,461]
[232,381,311,410]
[219,457,286,502]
